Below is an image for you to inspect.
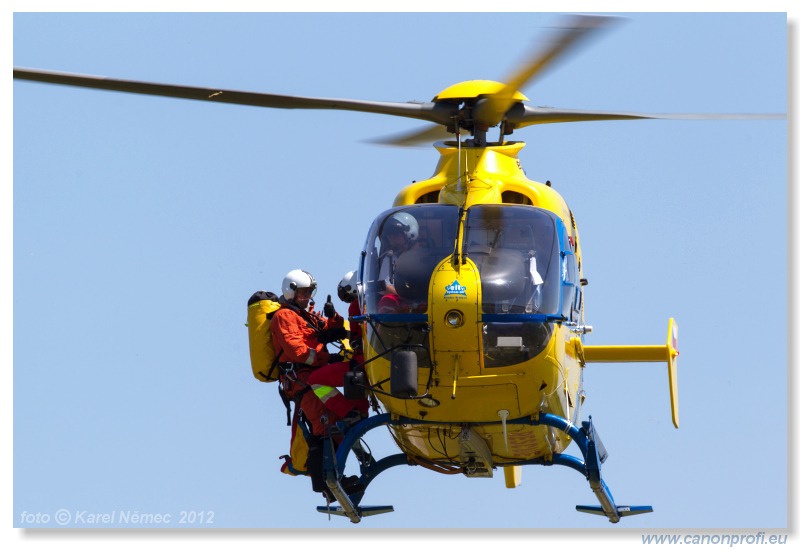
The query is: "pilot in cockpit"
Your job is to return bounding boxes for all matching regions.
[377,211,421,313]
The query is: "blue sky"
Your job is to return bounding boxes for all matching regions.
[6,5,793,547]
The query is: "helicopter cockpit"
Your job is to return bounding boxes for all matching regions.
[360,204,569,368]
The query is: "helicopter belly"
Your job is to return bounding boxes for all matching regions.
[363,318,578,466]
[385,348,576,466]
[389,413,570,467]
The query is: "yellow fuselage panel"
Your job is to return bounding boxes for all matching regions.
[429,256,482,358]
[392,143,580,262]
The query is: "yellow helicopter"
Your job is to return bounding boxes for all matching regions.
[13,14,783,525]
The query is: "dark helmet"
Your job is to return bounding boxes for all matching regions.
[337,270,359,303]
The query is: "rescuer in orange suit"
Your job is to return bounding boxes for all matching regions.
[270,268,361,500]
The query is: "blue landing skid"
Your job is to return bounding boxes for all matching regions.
[577,505,653,518]
[315,411,653,524]
[316,505,394,518]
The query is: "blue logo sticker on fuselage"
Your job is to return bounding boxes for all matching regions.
[444,280,467,300]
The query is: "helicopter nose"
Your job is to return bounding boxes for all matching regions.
[429,256,482,384]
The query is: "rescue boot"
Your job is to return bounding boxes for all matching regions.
[306,439,336,502]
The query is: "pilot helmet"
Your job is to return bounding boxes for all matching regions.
[384,211,419,242]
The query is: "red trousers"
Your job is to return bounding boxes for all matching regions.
[307,361,369,419]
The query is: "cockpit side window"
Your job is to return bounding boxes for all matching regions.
[561,250,579,322]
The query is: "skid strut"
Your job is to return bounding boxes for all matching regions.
[315,413,401,522]
[314,412,653,523]
[529,413,653,522]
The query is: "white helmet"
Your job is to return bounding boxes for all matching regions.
[281,269,318,301]
[385,211,419,242]
[337,270,359,303]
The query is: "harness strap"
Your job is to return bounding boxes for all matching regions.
[264,349,284,382]
[279,299,326,333]
[278,383,293,426]
[277,368,313,426]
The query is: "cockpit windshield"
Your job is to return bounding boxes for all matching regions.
[464,205,561,315]
[464,206,562,368]
[360,203,564,369]
[361,204,460,315]
[361,204,561,316]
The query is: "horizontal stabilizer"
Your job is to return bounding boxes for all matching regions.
[576,505,654,518]
[316,505,394,518]
[581,318,680,428]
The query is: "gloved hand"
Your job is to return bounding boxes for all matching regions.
[323,294,337,318]
[316,327,348,344]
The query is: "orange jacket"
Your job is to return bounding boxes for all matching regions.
[270,302,344,368]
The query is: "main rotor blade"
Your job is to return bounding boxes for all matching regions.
[473,14,619,127]
[366,124,454,147]
[13,67,453,125]
[508,105,786,127]
[366,105,786,146]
